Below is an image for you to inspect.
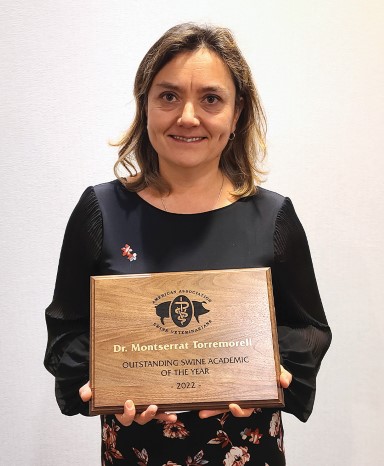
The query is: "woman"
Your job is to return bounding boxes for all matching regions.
[44,23,331,465]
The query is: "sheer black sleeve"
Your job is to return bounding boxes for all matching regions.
[272,198,332,422]
[44,187,102,416]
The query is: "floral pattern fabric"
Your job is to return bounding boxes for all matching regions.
[101,409,285,466]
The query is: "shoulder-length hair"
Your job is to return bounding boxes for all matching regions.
[113,23,267,197]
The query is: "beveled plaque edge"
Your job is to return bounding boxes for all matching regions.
[265,267,285,408]
[90,398,285,415]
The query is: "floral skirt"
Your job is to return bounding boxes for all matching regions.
[101,409,285,466]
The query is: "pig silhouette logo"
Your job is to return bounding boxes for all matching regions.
[155,295,210,327]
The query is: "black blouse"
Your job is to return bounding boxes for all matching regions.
[44,180,331,422]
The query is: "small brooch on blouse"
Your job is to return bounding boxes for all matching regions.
[121,244,137,261]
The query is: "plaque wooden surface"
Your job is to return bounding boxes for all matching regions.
[90,267,284,414]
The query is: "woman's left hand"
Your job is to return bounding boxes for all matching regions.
[199,365,292,419]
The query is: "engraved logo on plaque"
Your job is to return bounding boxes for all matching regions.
[155,296,210,327]
[170,295,193,327]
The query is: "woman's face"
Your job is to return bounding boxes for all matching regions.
[146,48,242,173]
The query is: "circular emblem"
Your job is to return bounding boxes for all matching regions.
[170,295,193,328]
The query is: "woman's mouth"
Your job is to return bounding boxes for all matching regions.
[170,135,206,143]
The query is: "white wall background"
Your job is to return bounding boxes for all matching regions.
[1,0,383,464]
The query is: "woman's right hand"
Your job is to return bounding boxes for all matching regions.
[115,400,177,426]
[79,381,177,427]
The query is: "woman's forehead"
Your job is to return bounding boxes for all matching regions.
[151,49,235,92]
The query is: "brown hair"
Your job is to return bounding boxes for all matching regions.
[113,23,267,197]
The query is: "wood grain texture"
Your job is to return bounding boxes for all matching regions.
[90,268,284,414]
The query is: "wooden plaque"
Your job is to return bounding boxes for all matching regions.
[90,267,284,414]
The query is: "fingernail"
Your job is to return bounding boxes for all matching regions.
[126,400,134,409]
[148,405,157,416]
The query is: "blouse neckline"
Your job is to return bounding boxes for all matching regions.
[132,190,245,217]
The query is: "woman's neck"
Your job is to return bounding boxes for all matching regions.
[139,166,235,214]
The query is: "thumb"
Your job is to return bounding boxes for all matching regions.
[280,365,292,389]
[79,381,92,402]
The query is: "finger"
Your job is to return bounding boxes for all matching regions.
[155,412,178,423]
[199,409,227,419]
[229,404,254,417]
[280,365,293,388]
[79,381,92,402]
[134,404,158,425]
[115,400,136,426]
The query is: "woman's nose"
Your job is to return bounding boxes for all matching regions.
[177,102,200,127]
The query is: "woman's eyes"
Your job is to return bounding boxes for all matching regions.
[204,95,220,104]
[161,92,177,102]
[160,93,221,105]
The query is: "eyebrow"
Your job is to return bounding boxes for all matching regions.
[154,81,229,93]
